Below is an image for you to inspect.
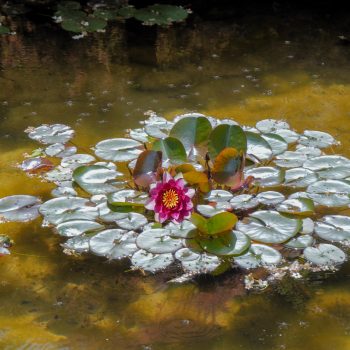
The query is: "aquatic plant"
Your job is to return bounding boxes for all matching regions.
[1,112,350,281]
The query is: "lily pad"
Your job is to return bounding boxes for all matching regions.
[256,119,290,133]
[245,166,285,187]
[272,129,300,144]
[261,133,288,155]
[230,194,259,210]
[166,220,196,238]
[198,230,250,256]
[285,235,314,249]
[0,195,41,222]
[196,204,227,217]
[136,229,183,254]
[236,211,301,244]
[180,253,221,274]
[131,249,174,272]
[275,151,308,168]
[299,130,339,148]
[152,137,187,164]
[61,235,90,253]
[26,124,74,144]
[256,191,285,206]
[246,131,273,161]
[276,198,315,216]
[73,165,123,195]
[303,156,350,171]
[304,244,346,265]
[56,220,103,237]
[94,138,142,162]
[315,216,350,242]
[39,197,99,225]
[205,190,233,202]
[61,154,96,169]
[116,212,148,230]
[90,229,138,259]
[45,143,77,158]
[284,168,318,187]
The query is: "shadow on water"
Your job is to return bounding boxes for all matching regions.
[2,7,350,349]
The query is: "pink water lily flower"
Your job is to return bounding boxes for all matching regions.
[145,172,195,224]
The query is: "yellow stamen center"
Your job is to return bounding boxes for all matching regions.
[162,189,179,209]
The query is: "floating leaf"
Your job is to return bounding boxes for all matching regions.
[131,249,174,272]
[299,130,339,148]
[191,212,238,235]
[261,133,288,155]
[315,216,350,242]
[256,191,285,206]
[285,235,314,249]
[212,147,245,187]
[229,194,259,210]
[256,119,290,133]
[272,129,300,144]
[284,168,318,187]
[152,137,187,164]
[246,131,272,161]
[45,143,77,158]
[276,198,315,216]
[39,197,98,225]
[245,166,285,187]
[107,190,147,212]
[317,165,350,180]
[236,211,301,244]
[182,170,209,192]
[0,195,41,222]
[73,165,123,194]
[129,128,149,143]
[90,229,138,259]
[169,116,212,156]
[0,25,10,35]
[307,180,350,207]
[21,157,54,174]
[94,138,142,162]
[56,220,103,237]
[304,244,346,265]
[275,151,308,168]
[303,155,350,171]
[166,220,196,238]
[136,228,183,253]
[117,5,136,19]
[61,154,96,169]
[26,124,74,144]
[116,212,147,230]
[205,190,233,202]
[209,124,247,160]
[301,218,315,234]
[234,244,282,269]
[198,230,250,256]
[61,235,90,253]
[133,150,162,187]
[180,253,221,274]
[196,204,227,218]
[175,247,200,261]
[134,4,189,26]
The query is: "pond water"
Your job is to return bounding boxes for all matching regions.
[1,12,350,350]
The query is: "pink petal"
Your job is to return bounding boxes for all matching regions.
[186,188,195,198]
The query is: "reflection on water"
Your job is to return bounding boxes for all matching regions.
[1,13,350,350]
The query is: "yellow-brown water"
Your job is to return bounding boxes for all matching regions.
[1,15,350,349]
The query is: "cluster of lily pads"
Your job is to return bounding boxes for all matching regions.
[1,112,350,279]
[54,1,190,37]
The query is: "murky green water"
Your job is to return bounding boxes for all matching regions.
[2,14,350,350]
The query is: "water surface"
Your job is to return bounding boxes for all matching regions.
[1,14,350,350]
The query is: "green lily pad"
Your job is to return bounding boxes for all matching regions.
[196,205,227,217]
[26,124,74,144]
[299,130,339,148]
[236,210,301,244]
[170,116,212,156]
[230,194,259,210]
[276,198,315,216]
[272,129,300,144]
[191,212,238,236]
[275,151,308,168]
[245,166,285,187]
[134,4,189,26]
[284,168,318,187]
[152,137,187,164]
[209,124,247,160]
[256,191,285,206]
[0,195,41,222]
[94,138,142,162]
[198,230,250,256]
[303,156,350,171]
[246,131,273,161]
[131,249,174,272]
[256,119,290,133]
[56,220,103,237]
[304,244,346,265]
[39,197,99,225]
[0,25,11,35]
[285,235,314,249]
[166,220,196,238]
[317,165,350,180]
[234,243,282,269]
[315,216,350,242]
[180,253,221,274]
[73,165,123,195]
[90,229,138,259]
[261,133,288,155]
[116,212,148,230]
[175,247,200,261]
[136,229,183,253]
[205,190,233,202]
